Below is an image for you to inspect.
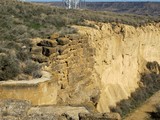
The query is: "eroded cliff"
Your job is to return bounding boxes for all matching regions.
[74,22,160,112]
[1,22,160,116]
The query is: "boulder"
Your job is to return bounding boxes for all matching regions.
[56,37,70,45]
[50,33,60,40]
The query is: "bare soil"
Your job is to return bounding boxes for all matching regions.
[125,90,160,120]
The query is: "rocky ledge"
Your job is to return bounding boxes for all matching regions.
[0,99,121,120]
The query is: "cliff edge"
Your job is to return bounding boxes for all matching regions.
[74,21,160,112]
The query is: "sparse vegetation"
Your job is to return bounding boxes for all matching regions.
[0,0,160,80]
[110,61,160,118]
[0,54,20,81]
[81,2,160,16]
[23,60,42,78]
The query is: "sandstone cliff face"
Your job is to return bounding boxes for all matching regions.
[46,34,99,105]
[75,22,160,112]
[1,22,160,116]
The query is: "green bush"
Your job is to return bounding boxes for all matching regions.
[23,60,41,77]
[32,71,42,78]
[0,54,20,81]
[16,50,30,61]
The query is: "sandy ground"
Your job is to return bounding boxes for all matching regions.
[124,90,160,120]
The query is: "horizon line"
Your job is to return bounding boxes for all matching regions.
[27,0,160,2]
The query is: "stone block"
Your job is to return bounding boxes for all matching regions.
[37,40,57,47]
[50,33,60,40]
[42,47,57,57]
[0,71,58,106]
[31,54,48,63]
[56,37,70,45]
[30,46,42,54]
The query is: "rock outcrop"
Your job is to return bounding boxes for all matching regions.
[75,22,160,112]
[1,22,160,118]
[0,99,120,120]
[79,113,121,120]
[31,33,99,106]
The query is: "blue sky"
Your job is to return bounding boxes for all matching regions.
[27,0,160,2]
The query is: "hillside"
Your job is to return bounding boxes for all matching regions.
[1,0,160,120]
[49,2,160,16]
[1,0,159,81]
[85,2,160,16]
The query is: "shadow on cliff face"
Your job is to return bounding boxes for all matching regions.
[110,61,160,118]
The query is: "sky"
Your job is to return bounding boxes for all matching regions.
[26,0,160,2]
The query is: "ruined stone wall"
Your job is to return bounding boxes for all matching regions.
[41,34,100,105]
[0,71,58,105]
[1,22,160,115]
[0,32,100,108]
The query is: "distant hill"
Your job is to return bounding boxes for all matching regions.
[48,2,160,16]
[85,2,160,16]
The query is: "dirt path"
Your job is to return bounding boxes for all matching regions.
[124,91,160,120]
